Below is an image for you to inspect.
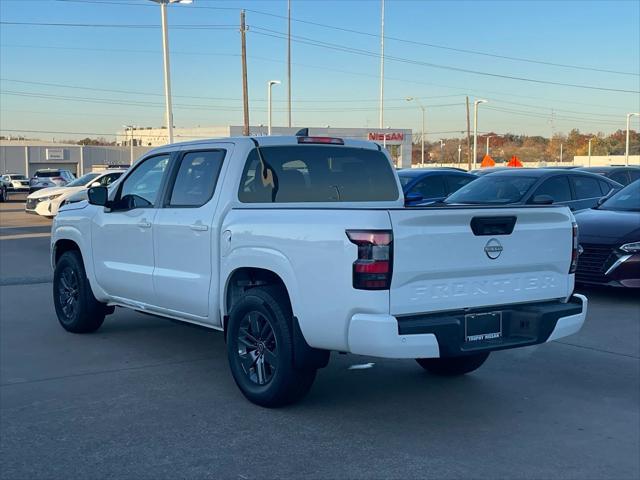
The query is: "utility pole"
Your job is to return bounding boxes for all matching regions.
[287,0,292,128]
[588,138,593,167]
[240,10,250,136]
[466,96,471,170]
[378,0,384,129]
[560,143,563,164]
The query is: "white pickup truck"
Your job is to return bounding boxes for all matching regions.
[51,135,587,407]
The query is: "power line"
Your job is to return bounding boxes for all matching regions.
[2,43,634,111]
[0,78,462,104]
[48,0,640,77]
[250,27,639,94]
[0,89,463,112]
[0,21,237,29]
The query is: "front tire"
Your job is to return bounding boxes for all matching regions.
[416,352,490,376]
[53,251,106,333]
[226,286,316,407]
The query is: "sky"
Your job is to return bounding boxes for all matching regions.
[1,0,639,141]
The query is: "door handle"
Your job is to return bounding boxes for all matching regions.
[137,221,152,229]
[189,222,209,232]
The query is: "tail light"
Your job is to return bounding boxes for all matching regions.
[570,221,579,274]
[346,230,393,290]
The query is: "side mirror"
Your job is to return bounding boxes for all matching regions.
[90,181,101,188]
[404,191,423,205]
[531,194,554,205]
[87,186,108,206]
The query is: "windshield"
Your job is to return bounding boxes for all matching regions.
[66,172,101,187]
[10,175,27,180]
[445,175,538,205]
[599,181,640,212]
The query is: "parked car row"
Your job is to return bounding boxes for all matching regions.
[400,165,639,289]
[25,169,126,217]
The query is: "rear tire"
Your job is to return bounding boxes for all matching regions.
[226,286,317,407]
[416,352,490,376]
[53,251,106,333]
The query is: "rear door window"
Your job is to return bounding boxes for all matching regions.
[610,171,629,186]
[238,146,398,203]
[411,176,446,198]
[598,179,614,195]
[628,170,640,183]
[532,176,572,203]
[571,175,603,199]
[168,150,225,207]
[444,175,474,194]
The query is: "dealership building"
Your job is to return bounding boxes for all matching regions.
[117,125,414,168]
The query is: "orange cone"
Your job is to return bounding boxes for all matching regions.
[507,155,523,167]
[480,154,496,168]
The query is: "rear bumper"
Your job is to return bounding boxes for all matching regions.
[347,294,587,359]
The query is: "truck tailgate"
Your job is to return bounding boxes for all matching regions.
[389,207,574,315]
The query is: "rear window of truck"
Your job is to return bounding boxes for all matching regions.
[238,146,399,203]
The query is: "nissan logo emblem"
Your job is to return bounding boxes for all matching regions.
[484,238,503,259]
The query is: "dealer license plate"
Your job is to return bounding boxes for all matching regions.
[465,311,502,342]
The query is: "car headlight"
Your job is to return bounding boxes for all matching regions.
[620,242,640,253]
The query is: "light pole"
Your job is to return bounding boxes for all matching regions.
[626,113,640,166]
[473,99,488,169]
[439,139,445,166]
[123,125,135,165]
[267,80,281,135]
[150,0,193,145]
[457,144,462,165]
[405,97,425,166]
[588,137,595,167]
[379,0,384,129]
[485,135,494,156]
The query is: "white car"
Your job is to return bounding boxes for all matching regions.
[1,173,30,191]
[51,135,587,407]
[26,170,125,218]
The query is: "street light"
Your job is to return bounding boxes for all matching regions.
[626,113,640,166]
[473,99,488,169]
[123,125,135,165]
[405,97,425,166]
[267,80,281,135]
[149,0,193,144]
[439,139,445,166]
[588,137,596,167]
[485,135,494,156]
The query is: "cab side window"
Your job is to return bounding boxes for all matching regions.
[168,150,225,207]
[117,154,170,209]
[533,176,571,203]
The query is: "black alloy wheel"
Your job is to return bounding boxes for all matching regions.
[237,311,279,385]
[57,266,80,321]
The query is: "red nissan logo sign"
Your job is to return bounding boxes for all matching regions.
[368,132,404,142]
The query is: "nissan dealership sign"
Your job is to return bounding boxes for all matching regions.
[367,132,405,143]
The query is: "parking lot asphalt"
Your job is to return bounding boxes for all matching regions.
[1,201,639,479]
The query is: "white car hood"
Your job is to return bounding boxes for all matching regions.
[28,186,83,199]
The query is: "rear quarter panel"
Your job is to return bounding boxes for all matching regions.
[221,208,393,351]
